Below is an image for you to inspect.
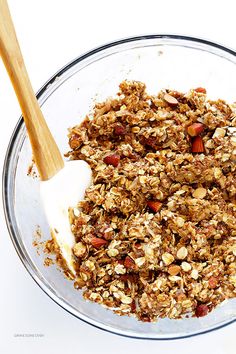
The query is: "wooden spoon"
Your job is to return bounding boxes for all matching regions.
[0,0,92,276]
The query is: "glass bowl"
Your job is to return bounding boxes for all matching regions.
[3,35,236,339]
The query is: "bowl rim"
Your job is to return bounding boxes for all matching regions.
[2,34,236,340]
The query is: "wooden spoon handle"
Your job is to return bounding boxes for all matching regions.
[0,0,64,180]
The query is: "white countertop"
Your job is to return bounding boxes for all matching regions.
[0,1,235,353]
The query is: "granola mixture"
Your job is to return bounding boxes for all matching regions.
[66,81,236,321]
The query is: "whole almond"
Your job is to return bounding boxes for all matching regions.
[124,256,136,269]
[194,87,206,94]
[164,93,179,106]
[114,124,126,135]
[103,154,120,167]
[187,123,205,137]
[191,136,204,153]
[90,237,108,249]
[147,200,162,212]
[195,304,209,317]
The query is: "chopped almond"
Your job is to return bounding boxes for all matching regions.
[124,256,136,269]
[90,237,108,249]
[187,123,205,137]
[120,274,138,282]
[134,242,142,249]
[191,136,204,153]
[208,276,219,289]
[114,124,126,135]
[195,304,209,317]
[131,300,136,312]
[103,154,120,167]
[118,259,124,265]
[147,200,162,212]
[195,87,206,94]
[69,134,81,149]
[164,93,179,106]
[145,136,157,149]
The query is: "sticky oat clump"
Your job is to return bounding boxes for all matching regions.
[66,81,236,322]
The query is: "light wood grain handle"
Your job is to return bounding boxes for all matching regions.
[0,0,64,180]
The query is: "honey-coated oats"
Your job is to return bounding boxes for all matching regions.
[64,81,236,321]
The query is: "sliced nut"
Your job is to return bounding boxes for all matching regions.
[162,252,175,265]
[192,187,207,199]
[113,292,121,299]
[177,247,188,260]
[116,281,125,289]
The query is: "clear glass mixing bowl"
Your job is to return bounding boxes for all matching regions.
[3,35,236,339]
